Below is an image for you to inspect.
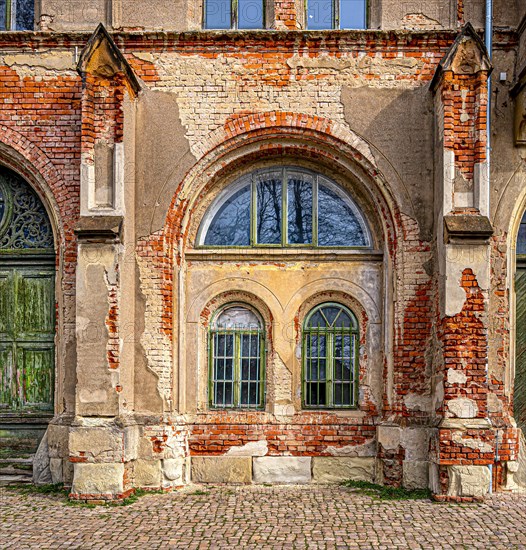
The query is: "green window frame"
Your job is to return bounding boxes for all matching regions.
[209,304,265,409]
[302,303,359,409]
[203,0,265,29]
[306,0,367,30]
[198,166,371,249]
[1,0,34,31]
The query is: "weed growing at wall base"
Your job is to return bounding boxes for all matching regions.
[342,480,432,501]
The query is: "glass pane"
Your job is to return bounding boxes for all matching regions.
[0,0,6,30]
[256,172,282,245]
[333,383,351,406]
[204,184,250,246]
[204,0,231,28]
[0,187,5,225]
[306,382,326,406]
[308,310,327,328]
[15,0,33,30]
[518,218,526,254]
[216,307,260,329]
[307,0,333,29]
[318,183,367,246]
[340,0,366,29]
[238,0,263,29]
[287,173,313,245]
[334,310,352,328]
[215,333,234,357]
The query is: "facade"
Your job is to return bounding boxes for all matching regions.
[1,0,526,502]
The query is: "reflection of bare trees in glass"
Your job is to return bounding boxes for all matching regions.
[256,178,282,244]
[205,186,251,246]
[288,178,313,244]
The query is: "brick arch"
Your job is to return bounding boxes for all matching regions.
[163,116,405,256]
[0,125,74,246]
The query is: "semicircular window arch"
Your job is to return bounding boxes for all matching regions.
[198,167,372,248]
[0,167,54,253]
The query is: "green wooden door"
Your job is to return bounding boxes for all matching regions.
[0,266,55,412]
[515,260,526,433]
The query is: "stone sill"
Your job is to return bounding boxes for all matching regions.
[186,249,383,262]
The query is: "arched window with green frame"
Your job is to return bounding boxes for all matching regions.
[209,304,265,409]
[302,303,359,409]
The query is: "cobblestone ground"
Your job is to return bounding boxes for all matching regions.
[2,485,526,549]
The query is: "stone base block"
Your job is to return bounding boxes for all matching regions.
[402,460,429,490]
[447,465,490,498]
[134,459,162,488]
[312,457,375,484]
[253,457,311,484]
[71,463,124,496]
[162,457,188,487]
[191,457,252,483]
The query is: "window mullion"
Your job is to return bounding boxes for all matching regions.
[313,177,319,247]
[232,0,237,29]
[327,332,334,407]
[335,0,339,29]
[282,167,288,246]
[234,332,240,407]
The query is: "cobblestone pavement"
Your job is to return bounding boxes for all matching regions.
[2,484,526,549]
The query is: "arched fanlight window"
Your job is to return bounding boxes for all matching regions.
[198,167,371,248]
[303,303,359,409]
[209,305,265,409]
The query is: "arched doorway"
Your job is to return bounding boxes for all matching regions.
[515,211,526,433]
[0,166,55,458]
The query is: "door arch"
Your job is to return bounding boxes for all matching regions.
[0,165,55,417]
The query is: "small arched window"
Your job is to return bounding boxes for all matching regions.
[303,303,359,409]
[209,305,265,409]
[198,167,371,248]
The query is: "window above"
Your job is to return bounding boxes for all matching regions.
[307,0,366,30]
[0,0,34,31]
[198,166,371,248]
[204,0,264,29]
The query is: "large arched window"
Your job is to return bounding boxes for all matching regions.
[198,166,371,248]
[303,303,359,409]
[209,304,265,409]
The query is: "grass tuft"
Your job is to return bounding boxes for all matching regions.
[342,479,432,501]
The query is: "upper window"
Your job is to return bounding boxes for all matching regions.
[198,166,371,248]
[303,303,359,409]
[0,0,34,31]
[204,0,264,29]
[518,211,526,255]
[209,305,265,409]
[307,0,366,30]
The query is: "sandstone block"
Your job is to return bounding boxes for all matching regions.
[72,463,124,495]
[191,457,252,483]
[33,432,52,485]
[253,457,311,484]
[377,425,401,451]
[447,397,478,419]
[134,459,162,487]
[312,457,375,484]
[447,465,490,498]
[403,460,429,490]
[69,428,122,461]
[49,458,63,484]
[162,458,185,484]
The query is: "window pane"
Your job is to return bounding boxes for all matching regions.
[238,0,263,29]
[216,307,260,329]
[340,0,366,29]
[15,0,33,30]
[518,218,526,254]
[287,173,313,245]
[306,382,326,406]
[204,184,250,246]
[0,187,5,225]
[205,0,231,29]
[256,172,282,245]
[0,0,6,30]
[307,0,333,29]
[318,184,367,246]
[308,310,327,328]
